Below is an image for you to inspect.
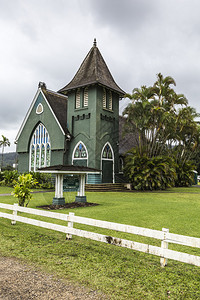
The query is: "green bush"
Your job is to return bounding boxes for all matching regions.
[12,174,37,206]
[124,148,176,190]
[175,161,195,187]
[0,172,4,182]
[30,172,54,189]
[0,170,19,186]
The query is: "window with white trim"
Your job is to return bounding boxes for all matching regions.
[73,142,87,159]
[103,88,106,108]
[36,103,43,114]
[75,87,88,109]
[72,141,88,166]
[108,91,112,110]
[29,123,51,171]
[84,87,88,107]
[102,88,112,111]
[102,143,113,159]
[75,89,81,109]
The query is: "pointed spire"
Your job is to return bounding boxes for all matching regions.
[58,41,125,95]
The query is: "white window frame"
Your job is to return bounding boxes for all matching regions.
[84,87,88,107]
[29,123,51,172]
[72,141,88,166]
[75,89,81,109]
[103,88,113,111]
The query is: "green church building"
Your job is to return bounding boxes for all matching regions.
[15,40,129,184]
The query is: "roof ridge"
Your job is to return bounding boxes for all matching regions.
[44,88,68,99]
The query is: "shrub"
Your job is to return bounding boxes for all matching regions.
[0,172,4,182]
[175,161,195,187]
[12,174,37,207]
[124,148,176,190]
[30,172,54,189]
[0,170,19,186]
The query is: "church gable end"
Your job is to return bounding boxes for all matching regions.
[16,84,68,173]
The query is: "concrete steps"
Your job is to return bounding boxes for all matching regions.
[85,183,130,192]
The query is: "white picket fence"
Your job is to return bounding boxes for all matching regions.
[0,202,200,267]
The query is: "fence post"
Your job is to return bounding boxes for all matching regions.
[11,203,18,225]
[160,228,169,267]
[66,212,74,240]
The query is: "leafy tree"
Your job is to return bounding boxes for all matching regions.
[123,73,200,189]
[12,174,37,207]
[0,135,10,170]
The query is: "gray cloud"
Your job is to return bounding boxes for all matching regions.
[85,0,157,33]
[0,0,200,151]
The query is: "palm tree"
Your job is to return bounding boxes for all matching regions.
[124,73,190,158]
[0,135,11,170]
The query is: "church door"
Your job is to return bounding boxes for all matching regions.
[101,143,114,183]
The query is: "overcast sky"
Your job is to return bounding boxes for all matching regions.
[1,0,200,152]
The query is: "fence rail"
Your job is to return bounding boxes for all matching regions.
[0,202,199,267]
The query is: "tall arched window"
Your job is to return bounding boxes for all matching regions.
[29,123,51,171]
[72,141,88,166]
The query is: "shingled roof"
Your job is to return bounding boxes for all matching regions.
[41,87,69,135]
[58,39,125,95]
[119,116,139,155]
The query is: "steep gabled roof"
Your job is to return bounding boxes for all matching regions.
[58,39,125,95]
[42,88,69,135]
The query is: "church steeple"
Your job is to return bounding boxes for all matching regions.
[58,40,125,95]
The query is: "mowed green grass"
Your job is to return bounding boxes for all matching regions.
[0,187,200,299]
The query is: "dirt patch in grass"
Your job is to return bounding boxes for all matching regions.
[0,256,107,300]
[37,202,99,210]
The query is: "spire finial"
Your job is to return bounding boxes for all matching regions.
[93,38,97,47]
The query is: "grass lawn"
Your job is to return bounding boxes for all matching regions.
[0,187,200,299]
[0,186,13,194]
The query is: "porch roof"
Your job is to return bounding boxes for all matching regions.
[39,164,101,175]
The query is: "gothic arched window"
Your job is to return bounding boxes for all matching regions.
[72,141,88,166]
[102,143,113,159]
[73,142,87,159]
[29,123,51,171]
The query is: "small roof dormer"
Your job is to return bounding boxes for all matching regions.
[58,39,125,96]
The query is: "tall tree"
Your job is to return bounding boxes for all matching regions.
[123,73,200,189]
[0,135,11,170]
